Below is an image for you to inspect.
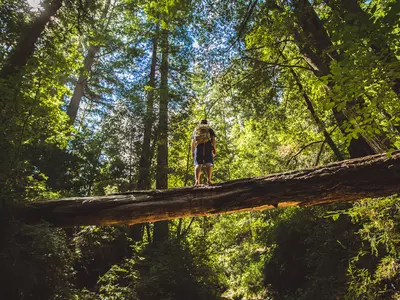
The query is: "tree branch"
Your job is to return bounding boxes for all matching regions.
[228,0,258,50]
[241,55,315,71]
[286,140,324,166]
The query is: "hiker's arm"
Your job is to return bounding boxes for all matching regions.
[212,137,216,155]
[191,139,196,157]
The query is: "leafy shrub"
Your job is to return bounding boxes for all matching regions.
[0,219,74,300]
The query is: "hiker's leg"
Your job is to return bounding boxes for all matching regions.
[205,164,213,184]
[195,164,202,185]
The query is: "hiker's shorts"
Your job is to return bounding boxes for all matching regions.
[194,142,214,166]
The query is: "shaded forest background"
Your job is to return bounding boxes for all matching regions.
[0,0,400,299]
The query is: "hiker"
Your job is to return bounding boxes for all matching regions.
[191,119,216,185]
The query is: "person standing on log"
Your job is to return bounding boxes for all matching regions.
[191,119,217,185]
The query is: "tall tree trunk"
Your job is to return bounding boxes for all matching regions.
[67,45,100,124]
[291,0,378,158]
[138,22,160,190]
[156,27,169,192]
[324,0,400,96]
[131,22,160,243]
[67,0,112,124]
[153,26,169,243]
[0,0,63,79]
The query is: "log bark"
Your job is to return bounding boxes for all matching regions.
[20,152,400,227]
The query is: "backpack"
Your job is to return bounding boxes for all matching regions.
[194,124,211,143]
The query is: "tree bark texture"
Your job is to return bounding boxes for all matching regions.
[133,22,160,242]
[156,27,169,191]
[153,26,169,242]
[137,22,160,190]
[67,45,100,124]
[0,0,63,79]
[20,152,400,227]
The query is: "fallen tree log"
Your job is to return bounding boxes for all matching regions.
[20,152,400,227]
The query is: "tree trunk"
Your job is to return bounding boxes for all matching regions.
[132,22,160,243]
[20,152,400,227]
[129,224,144,241]
[66,0,112,124]
[153,26,169,243]
[331,108,377,158]
[0,0,63,79]
[156,28,169,191]
[67,45,100,124]
[291,0,378,158]
[138,22,160,190]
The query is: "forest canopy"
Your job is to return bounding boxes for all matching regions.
[0,0,400,299]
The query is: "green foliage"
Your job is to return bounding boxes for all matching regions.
[73,225,132,290]
[203,213,270,298]
[94,240,221,300]
[0,219,74,300]
[263,205,360,300]
[333,197,400,299]
[1,0,400,299]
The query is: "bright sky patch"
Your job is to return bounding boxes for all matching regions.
[27,0,40,8]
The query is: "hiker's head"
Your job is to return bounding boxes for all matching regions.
[200,119,208,125]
